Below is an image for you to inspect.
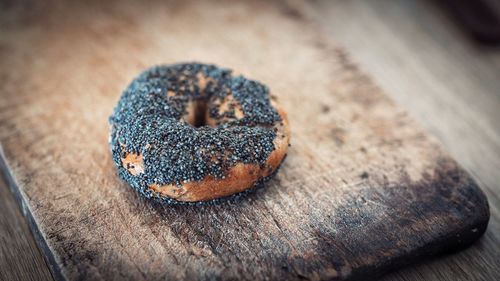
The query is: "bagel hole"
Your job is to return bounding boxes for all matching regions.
[191,100,208,128]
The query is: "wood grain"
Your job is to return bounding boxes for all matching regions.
[0,170,53,281]
[0,0,491,280]
[306,1,500,280]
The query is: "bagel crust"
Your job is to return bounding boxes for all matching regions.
[109,63,290,203]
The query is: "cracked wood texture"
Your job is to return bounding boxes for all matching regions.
[0,0,490,280]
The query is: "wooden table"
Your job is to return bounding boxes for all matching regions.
[1,0,498,280]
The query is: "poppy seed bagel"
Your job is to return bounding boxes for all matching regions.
[109,63,290,203]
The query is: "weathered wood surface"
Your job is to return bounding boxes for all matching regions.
[0,1,490,280]
[305,1,500,280]
[0,172,53,281]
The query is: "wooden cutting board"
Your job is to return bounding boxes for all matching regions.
[0,0,490,280]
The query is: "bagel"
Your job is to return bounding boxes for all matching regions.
[109,63,290,203]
